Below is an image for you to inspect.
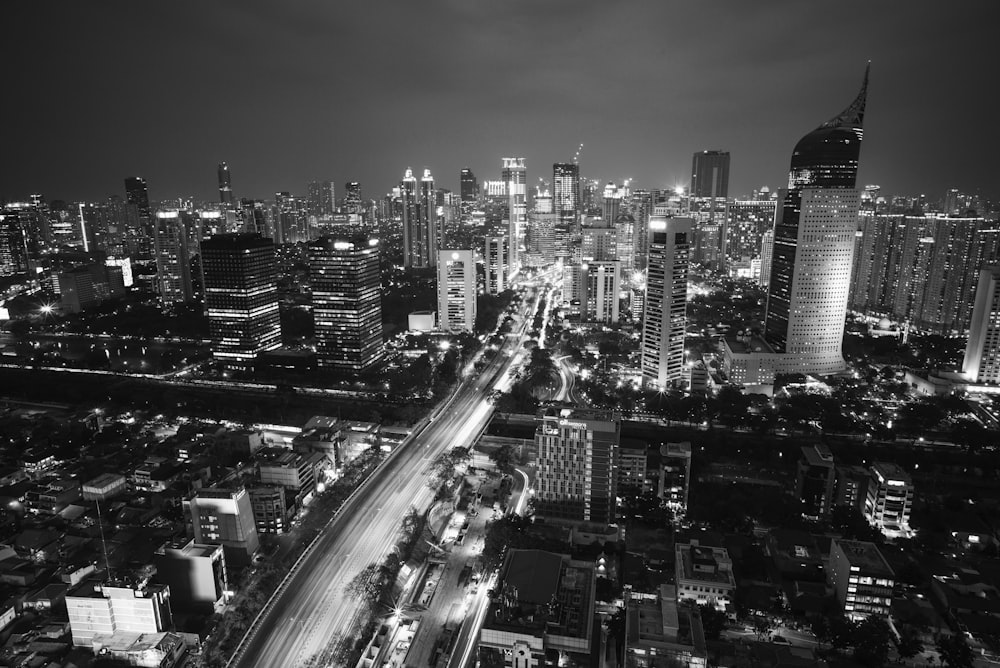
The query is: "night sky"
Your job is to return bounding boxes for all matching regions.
[3,1,997,204]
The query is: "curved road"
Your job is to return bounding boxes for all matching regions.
[230,305,534,668]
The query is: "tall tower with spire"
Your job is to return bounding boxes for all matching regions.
[763,65,869,375]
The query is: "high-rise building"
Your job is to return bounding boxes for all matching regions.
[308,235,383,371]
[691,150,730,224]
[0,210,29,276]
[343,181,362,215]
[502,157,527,273]
[484,236,507,295]
[584,261,620,324]
[759,228,774,288]
[218,162,234,207]
[187,485,260,566]
[534,406,620,526]
[795,444,836,520]
[641,213,692,388]
[963,266,1000,385]
[437,250,476,333]
[308,181,336,218]
[763,67,868,375]
[153,211,193,305]
[459,168,478,203]
[239,199,268,237]
[727,199,777,263]
[400,168,425,269]
[419,169,442,267]
[553,162,580,226]
[201,234,281,368]
[602,182,624,224]
[124,176,153,259]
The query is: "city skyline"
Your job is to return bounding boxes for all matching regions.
[3,2,998,203]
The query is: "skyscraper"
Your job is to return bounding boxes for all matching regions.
[437,250,476,333]
[690,151,730,203]
[218,162,235,207]
[308,181,336,218]
[400,168,424,269]
[308,235,383,371]
[459,168,478,203]
[763,66,868,374]
[553,163,580,216]
[153,211,193,306]
[343,181,362,215]
[485,236,507,295]
[641,212,692,388]
[502,157,527,273]
[419,169,442,266]
[124,177,153,259]
[201,234,282,368]
[963,266,1000,385]
[534,406,620,526]
[0,210,29,276]
[759,228,774,288]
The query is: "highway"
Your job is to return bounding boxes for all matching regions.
[229,299,536,668]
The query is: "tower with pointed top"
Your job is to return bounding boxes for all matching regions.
[763,65,869,375]
[401,168,422,269]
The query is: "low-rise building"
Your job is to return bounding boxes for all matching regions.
[834,465,870,511]
[864,462,913,538]
[674,540,735,612]
[154,540,229,612]
[480,549,596,666]
[828,539,895,621]
[658,442,692,514]
[249,485,289,535]
[618,439,648,492]
[66,579,172,647]
[25,479,81,515]
[720,332,780,392]
[625,584,707,668]
[795,444,835,520]
[256,447,325,507]
[82,473,128,501]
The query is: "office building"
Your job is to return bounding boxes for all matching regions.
[201,234,281,368]
[828,539,895,621]
[502,157,527,272]
[66,579,172,647]
[154,539,229,611]
[419,169,442,267]
[484,236,507,295]
[459,167,478,204]
[249,485,289,535]
[658,442,692,514]
[758,228,774,288]
[795,444,836,520]
[308,234,383,371]
[691,151,730,202]
[603,182,624,224]
[641,213,692,388]
[553,162,580,226]
[218,162,234,207]
[0,210,30,276]
[834,465,871,512]
[963,266,1000,385]
[58,263,126,313]
[187,485,260,566]
[581,225,617,262]
[437,249,476,333]
[727,199,776,264]
[584,261,620,324]
[625,585,707,668]
[480,549,596,666]
[675,539,735,612]
[153,210,193,305]
[534,407,620,526]
[864,461,913,538]
[342,181,363,214]
[763,67,868,375]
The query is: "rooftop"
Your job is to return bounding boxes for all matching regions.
[872,461,911,484]
[724,333,775,355]
[800,444,834,467]
[833,539,894,577]
[503,549,563,605]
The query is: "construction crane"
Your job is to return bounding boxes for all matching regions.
[573,143,584,164]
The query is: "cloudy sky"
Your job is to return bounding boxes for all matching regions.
[3,1,997,204]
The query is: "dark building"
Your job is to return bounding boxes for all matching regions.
[307,181,336,218]
[795,444,836,520]
[217,162,234,207]
[0,210,30,276]
[308,235,383,372]
[124,176,153,259]
[201,234,282,368]
[343,181,362,214]
[459,168,478,203]
[691,150,730,200]
[400,168,423,269]
[763,66,868,374]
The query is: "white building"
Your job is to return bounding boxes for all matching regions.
[437,249,476,333]
[641,213,692,388]
[864,461,913,538]
[963,265,1000,385]
[66,580,172,647]
[674,540,735,612]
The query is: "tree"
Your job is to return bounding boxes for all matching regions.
[853,615,891,667]
[698,604,727,641]
[897,627,924,660]
[489,444,516,475]
[829,614,859,651]
[344,562,381,606]
[751,614,776,641]
[936,634,974,668]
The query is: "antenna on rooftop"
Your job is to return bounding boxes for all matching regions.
[96,498,113,582]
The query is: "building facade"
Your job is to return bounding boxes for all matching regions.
[153,210,193,305]
[201,233,281,368]
[763,67,868,375]
[308,235,383,372]
[641,213,692,388]
[963,266,1000,385]
[187,485,260,565]
[437,249,476,333]
[534,407,620,526]
[828,539,895,621]
[864,461,913,538]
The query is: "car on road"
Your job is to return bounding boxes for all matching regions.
[771,635,790,644]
